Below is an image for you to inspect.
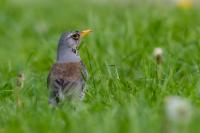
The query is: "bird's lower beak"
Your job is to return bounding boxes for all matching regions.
[80,29,92,37]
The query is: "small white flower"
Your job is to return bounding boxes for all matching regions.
[165,96,192,124]
[153,48,163,64]
[153,48,163,57]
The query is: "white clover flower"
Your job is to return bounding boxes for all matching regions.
[165,96,192,124]
[153,48,163,64]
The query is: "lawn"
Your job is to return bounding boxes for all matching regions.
[0,0,200,132]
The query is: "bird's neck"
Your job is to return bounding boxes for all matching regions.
[56,47,81,63]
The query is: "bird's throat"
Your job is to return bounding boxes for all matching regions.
[57,48,80,63]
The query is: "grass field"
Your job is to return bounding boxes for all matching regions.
[0,0,200,132]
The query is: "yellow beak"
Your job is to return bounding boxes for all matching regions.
[80,29,92,37]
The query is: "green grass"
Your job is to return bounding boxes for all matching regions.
[1,0,200,132]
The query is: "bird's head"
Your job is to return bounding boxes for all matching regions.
[58,29,92,50]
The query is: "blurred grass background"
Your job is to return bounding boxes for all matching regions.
[0,0,200,132]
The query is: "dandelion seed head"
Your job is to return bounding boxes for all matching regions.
[153,48,163,64]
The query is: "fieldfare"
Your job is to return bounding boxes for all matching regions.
[47,29,91,106]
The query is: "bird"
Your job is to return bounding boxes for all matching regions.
[47,29,92,106]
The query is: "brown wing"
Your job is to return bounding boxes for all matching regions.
[47,62,86,93]
[48,62,82,85]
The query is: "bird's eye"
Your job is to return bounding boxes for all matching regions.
[72,34,80,40]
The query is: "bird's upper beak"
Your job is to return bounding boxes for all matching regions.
[80,29,92,37]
